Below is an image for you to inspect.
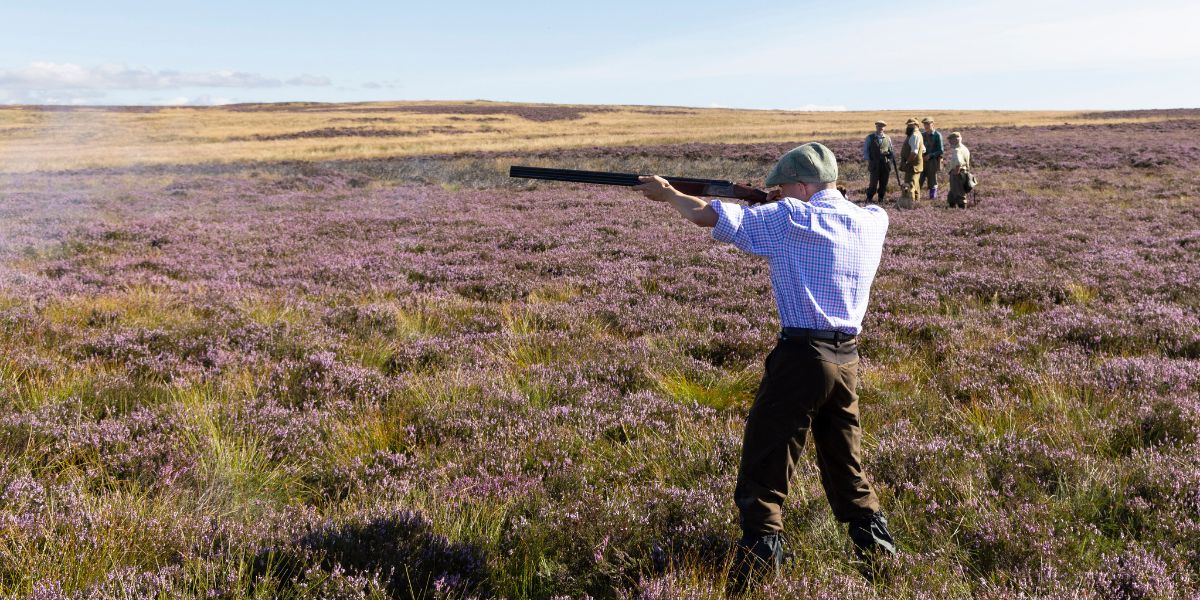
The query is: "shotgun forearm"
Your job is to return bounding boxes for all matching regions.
[509,165,770,205]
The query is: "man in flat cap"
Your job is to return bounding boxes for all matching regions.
[634,143,897,591]
[946,131,972,208]
[898,118,925,209]
[920,117,944,200]
[862,121,894,204]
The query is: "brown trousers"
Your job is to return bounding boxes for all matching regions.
[734,336,881,535]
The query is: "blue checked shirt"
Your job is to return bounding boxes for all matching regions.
[710,189,889,335]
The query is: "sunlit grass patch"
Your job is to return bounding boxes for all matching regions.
[0,293,23,311]
[0,353,54,407]
[936,294,991,317]
[526,284,580,304]
[188,426,309,516]
[177,388,310,517]
[394,304,448,336]
[1058,463,1146,540]
[412,493,519,555]
[652,367,757,411]
[575,314,624,339]
[400,369,486,410]
[581,416,737,491]
[858,354,947,430]
[0,485,201,595]
[40,286,202,330]
[239,295,308,327]
[346,333,397,372]
[501,303,546,336]
[324,400,411,466]
[1065,282,1097,305]
[506,370,561,410]
[861,355,932,397]
[347,293,485,336]
[1021,381,1108,433]
[3,359,175,414]
[495,321,564,370]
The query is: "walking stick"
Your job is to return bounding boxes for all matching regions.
[969,158,978,207]
[889,151,903,190]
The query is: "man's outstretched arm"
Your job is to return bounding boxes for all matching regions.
[633,175,718,227]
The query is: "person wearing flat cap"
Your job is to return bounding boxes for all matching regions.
[920,117,944,200]
[946,131,972,208]
[634,143,897,591]
[899,118,926,208]
[862,120,894,203]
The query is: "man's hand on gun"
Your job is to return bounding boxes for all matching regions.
[636,175,783,204]
[632,175,677,202]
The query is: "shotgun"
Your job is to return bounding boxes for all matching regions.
[888,150,902,190]
[509,166,770,205]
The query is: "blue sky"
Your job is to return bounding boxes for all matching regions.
[1,0,1197,109]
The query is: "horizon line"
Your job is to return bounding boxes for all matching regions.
[3,99,1199,113]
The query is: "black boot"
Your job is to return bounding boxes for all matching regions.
[728,533,784,595]
[848,511,897,563]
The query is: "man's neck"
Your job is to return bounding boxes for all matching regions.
[806,186,840,202]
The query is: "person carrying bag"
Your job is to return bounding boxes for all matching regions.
[946,131,973,208]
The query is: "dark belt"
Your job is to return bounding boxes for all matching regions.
[780,327,857,343]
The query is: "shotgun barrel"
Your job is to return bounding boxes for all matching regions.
[509,165,769,205]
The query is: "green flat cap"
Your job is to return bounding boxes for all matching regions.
[765,142,838,186]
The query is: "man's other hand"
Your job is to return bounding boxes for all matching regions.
[633,175,676,202]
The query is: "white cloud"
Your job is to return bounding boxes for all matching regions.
[788,104,848,112]
[0,62,331,91]
[0,87,106,105]
[285,75,332,87]
[160,95,233,106]
[362,79,404,90]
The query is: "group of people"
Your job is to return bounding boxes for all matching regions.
[863,117,973,208]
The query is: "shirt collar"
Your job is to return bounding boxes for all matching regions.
[808,188,845,206]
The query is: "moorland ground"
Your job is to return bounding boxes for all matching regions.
[1,104,1199,598]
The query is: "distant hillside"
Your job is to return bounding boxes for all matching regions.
[1,100,1197,172]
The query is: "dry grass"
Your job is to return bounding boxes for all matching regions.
[1,100,1191,172]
